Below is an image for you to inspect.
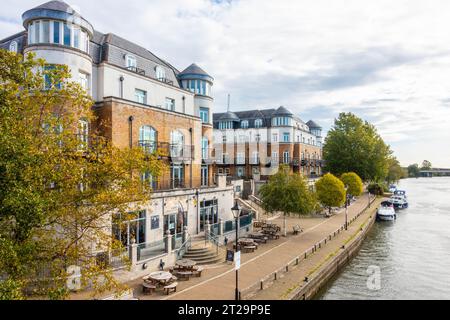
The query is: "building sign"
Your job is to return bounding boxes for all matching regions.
[235,251,241,270]
[151,215,159,230]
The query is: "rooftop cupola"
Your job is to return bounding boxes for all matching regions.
[178,63,214,97]
[22,0,94,53]
[272,106,293,127]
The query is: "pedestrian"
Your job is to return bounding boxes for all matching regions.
[224,236,228,247]
[159,259,165,271]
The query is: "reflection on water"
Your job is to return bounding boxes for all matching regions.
[317,177,450,300]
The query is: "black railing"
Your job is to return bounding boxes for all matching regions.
[127,66,146,75]
[157,77,174,85]
[138,141,194,160]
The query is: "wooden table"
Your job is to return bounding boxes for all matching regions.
[146,271,173,287]
[176,259,197,270]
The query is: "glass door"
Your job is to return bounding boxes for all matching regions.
[201,165,208,186]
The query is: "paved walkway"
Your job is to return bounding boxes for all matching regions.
[128,194,376,300]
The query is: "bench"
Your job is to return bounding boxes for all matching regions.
[243,245,257,253]
[192,266,204,278]
[177,271,192,281]
[164,282,178,295]
[253,237,268,244]
[142,282,156,295]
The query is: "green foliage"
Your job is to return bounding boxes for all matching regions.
[0,50,165,299]
[340,172,363,197]
[368,183,384,196]
[421,160,432,170]
[315,173,346,212]
[386,157,407,183]
[323,112,392,182]
[259,166,317,216]
[407,163,420,178]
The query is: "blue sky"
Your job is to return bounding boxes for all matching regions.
[2,0,450,167]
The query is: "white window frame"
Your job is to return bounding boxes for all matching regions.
[135,89,147,104]
[126,54,137,69]
[9,41,18,53]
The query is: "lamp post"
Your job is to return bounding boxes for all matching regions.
[344,186,349,231]
[231,200,241,301]
[368,192,371,208]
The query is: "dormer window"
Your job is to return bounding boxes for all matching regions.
[126,55,137,69]
[254,119,263,128]
[219,121,233,130]
[241,120,249,129]
[272,117,292,127]
[155,66,166,81]
[9,41,18,53]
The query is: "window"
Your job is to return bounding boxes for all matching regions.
[63,23,71,46]
[165,98,175,111]
[170,130,185,158]
[28,23,35,44]
[42,21,50,43]
[43,65,62,90]
[255,119,263,128]
[272,151,278,163]
[272,117,292,126]
[35,21,41,43]
[237,152,245,164]
[126,55,137,69]
[155,66,166,80]
[79,72,90,91]
[202,137,209,159]
[77,119,89,150]
[53,21,60,44]
[9,41,18,53]
[200,107,209,123]
[135,89,147,104]
[141,171,156,189]
[112,211,146,247]
[241,120,249,129]
[219,121,233,130]
[283,151,290,164]
[283,133,290,142]
[201,166,209,186]
[139,126,157,153]
[272,133,278,142]
[222,135,227,143]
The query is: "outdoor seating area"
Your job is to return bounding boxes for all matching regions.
[231,222,284,254]
[141,259,204,296]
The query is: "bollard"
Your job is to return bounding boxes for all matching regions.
[296,258,299,265]
[305,252,307,259]
[325,239,327,244]
[286,265,289,272]
[274,272,277,280]
[260,280,264,290]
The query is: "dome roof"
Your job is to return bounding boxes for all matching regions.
[33,0,74,12]
[219,111,240,121]
[22,1,94,36]
[178,63,213,82]
[272,106,293,116]
[307,120,322,129]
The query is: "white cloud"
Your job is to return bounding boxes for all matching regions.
[2,0,450,166]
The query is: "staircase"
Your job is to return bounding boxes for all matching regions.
[182,244,223,265]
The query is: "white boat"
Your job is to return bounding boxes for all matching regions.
[389,196,408,209]
[377,205,397,221]
[389,185,397,193]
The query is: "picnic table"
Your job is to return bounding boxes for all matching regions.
[176,259,197,270]
[143,271,174,290]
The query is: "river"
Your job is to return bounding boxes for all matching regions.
[316,177,450,300]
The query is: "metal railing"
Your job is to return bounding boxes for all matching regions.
[127,66,146,75]
[176,235,192,259]
[137,141,194,160]
[137,238,166,261]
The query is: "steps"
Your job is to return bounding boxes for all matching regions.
[182,246,223,265]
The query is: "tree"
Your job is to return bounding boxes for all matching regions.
[259,165,317,237]
[315,173,346,215]
[407,164,420,178]
[386,157,407,183]
[421,160,432,170]
[0,50,165,299]
[323,113,391,182]
[340,172,363,197]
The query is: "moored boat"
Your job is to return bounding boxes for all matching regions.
[377,203,397,221]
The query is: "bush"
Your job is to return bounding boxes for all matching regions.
[368,183,384,196]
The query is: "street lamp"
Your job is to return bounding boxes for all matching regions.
[231,200,241,301]
[344,186,349,231]
[368,192,371,208]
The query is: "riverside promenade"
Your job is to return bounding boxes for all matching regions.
[125,194,381,300]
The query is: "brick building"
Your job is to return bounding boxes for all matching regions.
[0,1,242,267]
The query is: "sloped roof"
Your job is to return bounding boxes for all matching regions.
[215,111,240,121]
[33,1,74,13]
[306,120,321,128]
[179,63,211,77]
[272,106,293,116]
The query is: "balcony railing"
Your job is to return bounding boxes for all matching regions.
[138,141,194,161]
[127,66,146,76]
[150,178,217,192]
[157,77,174,85]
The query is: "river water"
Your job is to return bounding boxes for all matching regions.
[317,177,450,300]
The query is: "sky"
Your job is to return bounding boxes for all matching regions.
[1,0,450,167]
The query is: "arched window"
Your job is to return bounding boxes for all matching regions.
[155,66,166,81]
[9,41,18,53]
[170,130,185,157]
[139,125,157,153]
[241,120,249,129]
[202,137,209,159]
[254,119,263,128]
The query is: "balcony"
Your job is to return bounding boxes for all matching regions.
[138,141,194,161]
[127,66,146,76]
[151,178,217,192]
[157,77,174,86]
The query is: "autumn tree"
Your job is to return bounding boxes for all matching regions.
[323,112,391,182]
[315,173,346,215]
[0,50,165,299]
[259,165,317,236]
[340,172,363,198]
